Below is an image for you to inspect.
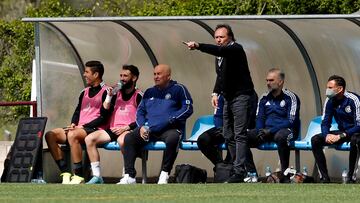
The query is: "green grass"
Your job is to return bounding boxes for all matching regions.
[0,183,359,203]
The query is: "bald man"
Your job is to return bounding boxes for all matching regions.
[119,64,193,184]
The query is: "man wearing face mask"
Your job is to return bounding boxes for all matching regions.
[311,75,360,183]
[245,68,300,182]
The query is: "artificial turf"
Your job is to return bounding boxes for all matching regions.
[0,183,358,203]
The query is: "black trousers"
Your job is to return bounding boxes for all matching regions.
[198,127,257,173]
[247,128,296,173]
[311,131,359,180]
[197,127,226,165]
[224,92,258,175]
[123,127,181,178]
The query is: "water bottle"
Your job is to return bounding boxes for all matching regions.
[342,168,348,184]
[302,166,308,176]
[111,81,123,95]
[265,166,271,177]
[31,171,46,184]
[143,125,150,142]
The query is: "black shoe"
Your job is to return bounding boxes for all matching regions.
[225,173,245,183]
[280,175,291,183]
[319,178,330,183]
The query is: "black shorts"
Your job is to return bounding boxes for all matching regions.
[83,127,97,135]
[104,129,119,142]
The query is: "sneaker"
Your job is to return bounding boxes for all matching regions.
[60,172,72,184]
[69,175,85,184]
[86,176,104,184]
[157,171,169,184]
[117,174,136,184]
[225,173,246,183]
[244,172,258,183]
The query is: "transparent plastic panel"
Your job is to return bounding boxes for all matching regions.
[127,21,219,130]
[39,23,83,131]
[52,21,154,96]
[282,19,360,107]
[204,20,316,133]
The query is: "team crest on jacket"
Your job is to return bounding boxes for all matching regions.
[280,100,286,107]
[345,105,351,113]
[165,93,171,100]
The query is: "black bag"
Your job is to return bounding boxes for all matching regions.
[174,164,207,183]
[263,171,282,183]
[214,162,233,183]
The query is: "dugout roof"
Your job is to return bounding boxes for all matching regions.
[23,15,360,134]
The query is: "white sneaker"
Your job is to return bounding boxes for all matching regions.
[157,171,169,184]
[117,174,136,184]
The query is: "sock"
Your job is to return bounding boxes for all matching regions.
[91,161,101,177]
[55,159,68,173]
[73,162,83,176]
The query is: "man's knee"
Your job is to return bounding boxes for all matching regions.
[197,132,211,147]
[164,130,181,146]
[84,135,95,146]
[67,130,85,144]
[45,131,54,142]
[311,134,323,147]
[124,131,137,145]
[273,129,291,144]
[45,129,65,144]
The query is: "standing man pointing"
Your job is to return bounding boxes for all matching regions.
[185,24,257,183]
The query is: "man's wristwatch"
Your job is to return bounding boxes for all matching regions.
[339,132,347,139]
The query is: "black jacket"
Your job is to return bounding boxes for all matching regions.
[198,42,254,100]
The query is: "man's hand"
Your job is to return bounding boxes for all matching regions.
[111,126,129,136]
[257,128,271,142]
[140,126,150,141]
[106,86,114,96]
[183,41,199,50]
[63,123,76,132]
[325,134,340,144]
[211,95,218,108]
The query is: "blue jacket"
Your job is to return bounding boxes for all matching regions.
[321,91,360,136]
[136,80,193,133]
[256,89,300,134]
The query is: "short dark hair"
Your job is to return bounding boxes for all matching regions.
[215,24,236,41]
[122,64,139,78]
[328,75,346,89]
[85,60,104,79]
[268,68,285,80]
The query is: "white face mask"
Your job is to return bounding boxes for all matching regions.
[325,88,338,98]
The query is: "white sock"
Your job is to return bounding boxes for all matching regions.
[91,161,101,177]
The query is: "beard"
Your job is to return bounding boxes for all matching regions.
[122,80,134,90]
[268,85,279,93]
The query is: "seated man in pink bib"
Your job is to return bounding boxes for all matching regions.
[85,65,142,184]
[45,61,111,184]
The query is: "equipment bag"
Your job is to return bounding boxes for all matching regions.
[174,164,207,183]
[213,162,233,183]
